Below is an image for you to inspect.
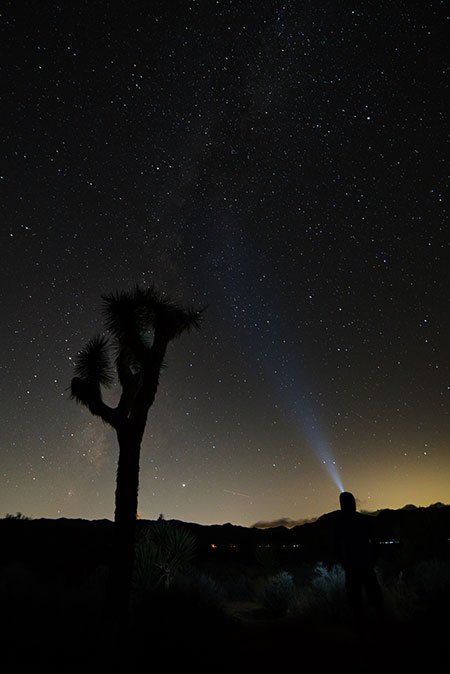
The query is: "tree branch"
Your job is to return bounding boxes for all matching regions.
[71,377,119,428]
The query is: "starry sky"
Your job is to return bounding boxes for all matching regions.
[1,0,448,527]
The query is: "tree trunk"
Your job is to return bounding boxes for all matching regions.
[103,358,161,637]
[104,427,141,633]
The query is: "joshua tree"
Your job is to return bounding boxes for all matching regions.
[70,285,205,626]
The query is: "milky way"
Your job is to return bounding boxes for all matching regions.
[1,1,448,525]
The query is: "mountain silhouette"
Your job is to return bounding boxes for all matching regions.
[1,502,449,572]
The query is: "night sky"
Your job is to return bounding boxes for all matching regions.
[1,0,448,527]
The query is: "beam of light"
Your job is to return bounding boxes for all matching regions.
[204,223,345,494]
[293,400,344,492]
[282,387,345,493]
[313,440,344,493]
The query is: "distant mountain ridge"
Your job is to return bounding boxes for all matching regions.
[1,501,449,572]
[253,501,450,528]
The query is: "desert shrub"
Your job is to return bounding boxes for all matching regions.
[133,520,196,592]
[412,558,450,596]
[5,512,32,520]
[175,570,226,608]
[411,558,450,621]
[299,562,347,620]
[310,563,346,600]
[380,559,450,626]
[382,570,418,622]
[258,570,296,617]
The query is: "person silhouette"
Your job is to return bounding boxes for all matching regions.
[332,491,384,626]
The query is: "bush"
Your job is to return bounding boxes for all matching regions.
[411,558,450,621]
[133,520,196,592]
[258,571,296,618]
[174,570,226,608]
[382,570,418,622]
[299,562,347,620]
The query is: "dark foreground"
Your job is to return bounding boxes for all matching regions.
[2,582,447,673]
[1,512,448,672]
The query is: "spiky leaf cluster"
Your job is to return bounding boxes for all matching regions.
[133,520,197,590]
[102,285,206,345]
[153,299,206,340]
[73,335,114,387]
[70,285,206,421]
[102,288,149,342]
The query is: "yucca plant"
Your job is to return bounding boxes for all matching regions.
[70,285,205,630]
[133,520,197,591]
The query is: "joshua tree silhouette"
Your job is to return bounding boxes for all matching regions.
[70,285,205,628]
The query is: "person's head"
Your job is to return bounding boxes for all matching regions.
[339,491,356,513]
